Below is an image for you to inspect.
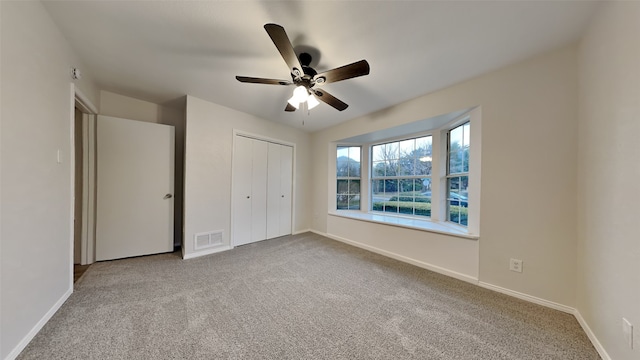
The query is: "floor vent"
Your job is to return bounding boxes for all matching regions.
[194,230,223,250]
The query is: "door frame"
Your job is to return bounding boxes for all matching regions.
[230,129,296,248]
[71,84,98,266]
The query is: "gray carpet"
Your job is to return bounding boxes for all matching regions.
[18,232,600,359]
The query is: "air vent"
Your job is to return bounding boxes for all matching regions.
[194,230,223,250]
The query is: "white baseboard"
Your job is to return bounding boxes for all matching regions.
[573,309,612,360]
[320,230,478,284]
[292,229,312,235]
[478,281,575,314]
[182,245,232,260]
[5,287,73,360]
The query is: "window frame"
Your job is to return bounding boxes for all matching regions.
[370,135,433,218]
[446,121,470,227]
[336,145,362,210]
[331,107,480,239]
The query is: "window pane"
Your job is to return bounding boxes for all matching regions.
[385,161,397,176]
[337,146,361,178]
[349,180,360,194]
[349,196,360,210]
[448,123,469,176]
[399,178,414,195]
[383,179,398,214]
[462,123,471,148]
[449,150,463,174]
[384,179,398,196]
[386,143,399,160]
[448,177,460,197]
[348,147,361,177]
[371,179,386,211]
[337,195,348,209]
[415,179,431,216]
[337,178,360,210]
[450,126,463,149]
[415,136,432,158]
[337,179,349,194]
[400,139,414,158]
[398,157,414,176]
[373,161,385,177]
[416,156,432,176]
[348,157,360,177]
[372,144,385,162]
[337,147,348,159]
[447,176,468,226]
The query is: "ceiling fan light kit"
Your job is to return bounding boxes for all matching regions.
[236,23,370,113]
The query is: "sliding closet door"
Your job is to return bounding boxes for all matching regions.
[266,143,282,239]
[278,145,293,236]
[232,136,253,246]
[267,143,293,238]
[250,140,268,242]
[232,136,269,246]
[233,135,292,246]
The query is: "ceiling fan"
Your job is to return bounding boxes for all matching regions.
[236,23,370,112]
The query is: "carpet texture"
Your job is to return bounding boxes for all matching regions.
[18,232,600,359]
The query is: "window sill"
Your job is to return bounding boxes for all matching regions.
[328,211,478,240]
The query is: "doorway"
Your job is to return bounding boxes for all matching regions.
[73,87,98,283]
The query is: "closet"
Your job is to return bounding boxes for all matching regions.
[232,135,293,246]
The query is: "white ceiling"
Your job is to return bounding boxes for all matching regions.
[43,0,600,132]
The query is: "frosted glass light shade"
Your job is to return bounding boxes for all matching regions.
[292,86,308,102]
[307,94,319,109]
[287,96,300,109]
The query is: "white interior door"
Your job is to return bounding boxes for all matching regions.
[96,115,174,261]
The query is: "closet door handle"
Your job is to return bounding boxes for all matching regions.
[247,196,251,199]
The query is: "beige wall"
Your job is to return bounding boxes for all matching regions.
[0,1,99,358]
[183,96,311,258]
[310,46,579,307]
[100,90,160,124]
[577,2,640,359]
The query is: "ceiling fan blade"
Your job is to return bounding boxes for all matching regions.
[285,103,296,112]
[311,89,349,111]
[264,23,303,76]
[236,76,292,85]
[314,60,370,85]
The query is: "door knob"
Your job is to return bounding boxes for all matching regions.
[163,194,173,199]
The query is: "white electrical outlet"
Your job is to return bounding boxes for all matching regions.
[509,258,523,273]
[623,318,633,349]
